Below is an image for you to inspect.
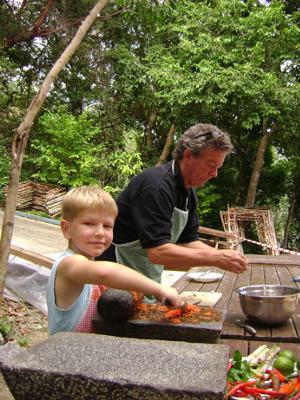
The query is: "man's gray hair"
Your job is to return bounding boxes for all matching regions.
[173,123,233,161]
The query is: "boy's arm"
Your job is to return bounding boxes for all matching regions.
[58,254,181,307]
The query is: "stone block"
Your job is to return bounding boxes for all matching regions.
[1,332,229,400]
[93,312,225,343]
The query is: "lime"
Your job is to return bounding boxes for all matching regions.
[278,350,296,363]
[273,356,295,376]
[297,359,300,371]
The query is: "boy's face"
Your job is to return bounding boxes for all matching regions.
[61,207,115,259]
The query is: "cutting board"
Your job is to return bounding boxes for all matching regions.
[180,291,222,307]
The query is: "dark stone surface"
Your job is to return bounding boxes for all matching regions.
[92,309,226,343]
[1,332,229,400]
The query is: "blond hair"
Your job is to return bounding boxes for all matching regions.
[62,186,118,221]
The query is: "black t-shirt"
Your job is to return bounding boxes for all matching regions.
[113,160,200,248]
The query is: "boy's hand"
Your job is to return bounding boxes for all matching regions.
[158,286,182,308]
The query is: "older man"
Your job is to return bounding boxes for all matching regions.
[99,123,247,287]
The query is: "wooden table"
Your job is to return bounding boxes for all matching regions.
[172,255,300,358]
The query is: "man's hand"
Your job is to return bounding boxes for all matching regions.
[216,249,248,273]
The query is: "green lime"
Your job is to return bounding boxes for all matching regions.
[273,356,295,376]
[297,359,300,371]
[278,350,296,363]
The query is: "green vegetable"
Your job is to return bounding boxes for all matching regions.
[244,344,268,364]
[254,344,281,373]
[273,356,295,376]
[227,350,254,383]
[278,350,296,363]
[244,344,280,372]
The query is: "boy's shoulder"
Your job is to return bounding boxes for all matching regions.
[52,249,78,269]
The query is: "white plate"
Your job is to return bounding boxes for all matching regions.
[180,291,222,307]
[187,271,223,283]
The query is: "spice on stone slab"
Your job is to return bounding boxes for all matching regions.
[133,301,222,324]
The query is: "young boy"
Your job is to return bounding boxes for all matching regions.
[47,186,181,335]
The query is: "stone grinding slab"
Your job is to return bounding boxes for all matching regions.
[92,309,226,343]
[1,332,229,400]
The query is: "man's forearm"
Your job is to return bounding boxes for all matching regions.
[146,241,248,274]
[147,242,220,270]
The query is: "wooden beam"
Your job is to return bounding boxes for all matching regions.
[198,226,235,240]
[246,254,300,266]
[9,245,54,268]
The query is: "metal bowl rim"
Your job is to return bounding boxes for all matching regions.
[235,284,300,298]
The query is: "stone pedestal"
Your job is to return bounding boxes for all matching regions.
[1,332,229,400]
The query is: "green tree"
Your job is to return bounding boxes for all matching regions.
[25,107,143,193]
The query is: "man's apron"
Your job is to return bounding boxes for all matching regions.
[114,161,189,302]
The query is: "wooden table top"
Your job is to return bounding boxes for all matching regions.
[172,254,300,356]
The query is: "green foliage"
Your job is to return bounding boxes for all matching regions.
[16,336,29,347]
[25,107,143,195]
[103,150,143,196]
[271,195,290,242]
[1,0,300,251]
[0,142,10,189]
[0,55,26,188]
[26,107,104,187]
[101,127,144,196]
[0,317,12,336]
[196,185,222,226]
[0,316,28,347]
[228,350,254,383]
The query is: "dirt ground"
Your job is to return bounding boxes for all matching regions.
[0,298,48,400]
[0,210,67,257]
[0,210,66,400]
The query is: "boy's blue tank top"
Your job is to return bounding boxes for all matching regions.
[46,249,92,335]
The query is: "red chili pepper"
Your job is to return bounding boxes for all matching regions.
[244,386,284,396]
[165,309,182,318]
[279,378,300,395]
[227,360,233,372]
[271,371,281,391]
[231,390,248,397]
[225,381,256,398]
[291,390,300,400]
[272,368,287,382]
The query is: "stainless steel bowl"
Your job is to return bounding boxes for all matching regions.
[236,285,300,326]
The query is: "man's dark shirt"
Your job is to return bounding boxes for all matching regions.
[98,160,200,261]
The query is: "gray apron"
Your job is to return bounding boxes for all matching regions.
[115,161,189,302]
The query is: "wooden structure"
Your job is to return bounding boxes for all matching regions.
[32,182,66,218]
[220,207,279,255]
[3,181,66,218]
[9,245,53,268]
[198,226,238,250]
[2,181,34,210]
[173,254,300,357]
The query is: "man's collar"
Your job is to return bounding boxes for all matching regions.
[173,160,187,191]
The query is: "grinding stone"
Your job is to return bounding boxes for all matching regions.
[92,308,226,343]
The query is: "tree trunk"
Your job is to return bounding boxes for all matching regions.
[0,0,110,297]
[245,120,272,208]
[145,110,157,149]
[156,123,176,166]
[5,0,55,49]
[283,185,296,248]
